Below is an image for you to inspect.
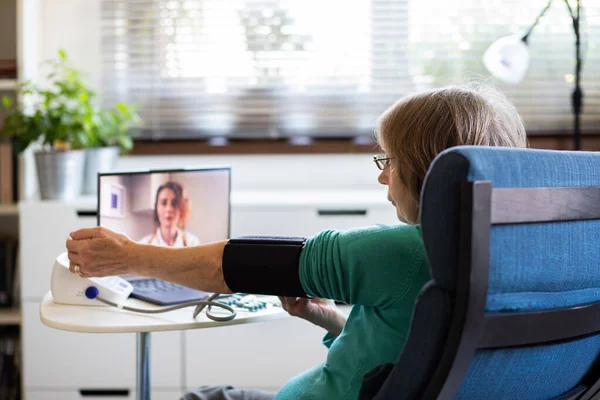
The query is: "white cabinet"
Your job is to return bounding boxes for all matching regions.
[25,391,134,400]
[25,390,182,400]
[232,208,397,237]
[22,302,135,389]
[231,190,398,237]
[19,201,97,298]
[22,302,182,391]
[184,317,328,392]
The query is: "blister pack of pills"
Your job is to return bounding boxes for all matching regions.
[216,294,281,312]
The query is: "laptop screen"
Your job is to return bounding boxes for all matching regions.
[97,167,231,248]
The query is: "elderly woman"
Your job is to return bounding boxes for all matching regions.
[67,83,527,400]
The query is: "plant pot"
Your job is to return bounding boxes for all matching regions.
[82,146,120,195]
[35,149,86,200]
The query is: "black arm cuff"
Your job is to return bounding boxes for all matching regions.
[222,236,309,297]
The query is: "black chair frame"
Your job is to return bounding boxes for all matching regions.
[419,181,600,400]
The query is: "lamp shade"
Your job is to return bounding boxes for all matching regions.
[483,35,530,84]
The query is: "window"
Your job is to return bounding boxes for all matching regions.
[101,0,600,142]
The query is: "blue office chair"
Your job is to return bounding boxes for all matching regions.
[358,146,600,400]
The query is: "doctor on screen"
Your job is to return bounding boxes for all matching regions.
[139,181,201,247]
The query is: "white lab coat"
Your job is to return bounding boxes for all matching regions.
[139,228,201,247]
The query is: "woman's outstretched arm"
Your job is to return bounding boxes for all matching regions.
[66,226,233,294]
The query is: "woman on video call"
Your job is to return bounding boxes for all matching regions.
[139,181,201,247]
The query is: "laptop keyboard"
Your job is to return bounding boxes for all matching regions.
[130,278,187,293]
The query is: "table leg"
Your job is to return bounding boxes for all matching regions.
[137,332,151,400]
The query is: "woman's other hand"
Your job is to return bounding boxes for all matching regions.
[66,227,138,278]
[278,297,347,336]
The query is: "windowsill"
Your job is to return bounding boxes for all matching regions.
[129,133,600,155]
[130,138,381,155]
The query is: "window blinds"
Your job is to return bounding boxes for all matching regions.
[101,0,600,141]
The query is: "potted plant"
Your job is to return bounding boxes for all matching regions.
[0,49,141,200]
[81,101,142,195]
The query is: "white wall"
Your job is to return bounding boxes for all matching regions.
[170,169,230,243]
[115,154,383,192]
[98,174,155,240]
[38,0,102,90]
[20,0,385,200]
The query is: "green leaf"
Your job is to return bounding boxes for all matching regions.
[2,96,12,108]
[117,135,133,153]
[115,102,129,114]
[13,137,29,153]
[58,48,67,60]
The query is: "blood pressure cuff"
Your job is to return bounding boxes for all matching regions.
[222,236,309,297]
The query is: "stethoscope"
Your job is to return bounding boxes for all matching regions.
[83,287,237,322]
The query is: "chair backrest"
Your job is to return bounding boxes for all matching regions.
[359,146,600,400]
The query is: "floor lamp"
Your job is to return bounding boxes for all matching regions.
[483,0,583,150]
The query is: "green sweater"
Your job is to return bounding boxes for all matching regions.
[274,224,430,400]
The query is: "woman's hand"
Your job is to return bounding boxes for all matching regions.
[66,227,138,278]
[278,297,347,337]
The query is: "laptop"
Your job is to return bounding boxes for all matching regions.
[97,166,231,305]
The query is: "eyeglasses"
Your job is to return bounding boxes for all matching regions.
[373,154,395,171]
